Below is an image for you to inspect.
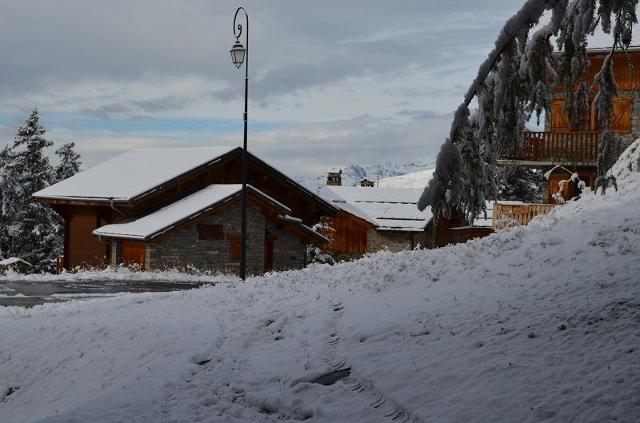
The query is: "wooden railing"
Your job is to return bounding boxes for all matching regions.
[501,131,600,163]
[493,202,556,230]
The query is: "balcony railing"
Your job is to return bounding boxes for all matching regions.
[500,131,601,164]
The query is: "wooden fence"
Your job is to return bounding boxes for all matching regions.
[492,203,556,230]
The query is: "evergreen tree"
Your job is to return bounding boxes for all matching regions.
[55,142,81,182]
[496,165,543,203]
[0,145,17,258]
[10,109,61,271]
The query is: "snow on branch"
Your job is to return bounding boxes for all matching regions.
[421,0,639,221]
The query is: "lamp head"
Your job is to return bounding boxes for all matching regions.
[230,39,246,69]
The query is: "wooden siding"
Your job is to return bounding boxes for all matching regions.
[130,151,336,225]
[493,203,556,230]
[327,211,372,257]
[550,97,632,134]
[121,241,146,269]
[65,208,111,268]
[566,51,640,94]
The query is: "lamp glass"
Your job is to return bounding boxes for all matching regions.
[230,40,246,68]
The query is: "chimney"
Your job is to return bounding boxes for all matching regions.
[326,169,342,186]
[359,178,374,187]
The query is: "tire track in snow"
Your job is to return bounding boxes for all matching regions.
[325,298,424,423]
[159,316,229,422]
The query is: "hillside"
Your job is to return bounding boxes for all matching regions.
[378,168,435,188]
[1,143,640,422]
[339,160,434,187]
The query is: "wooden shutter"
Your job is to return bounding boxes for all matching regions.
[611,96,633,133]
[228,233,241,262]
[550,100,570,132]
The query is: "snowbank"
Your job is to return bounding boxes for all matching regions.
[0,267,233,284]
[1,152,640,422]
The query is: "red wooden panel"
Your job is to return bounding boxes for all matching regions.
[122,241,146,270]
[66,208,109,269]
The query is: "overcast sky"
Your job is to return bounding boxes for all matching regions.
[0,0,582,180]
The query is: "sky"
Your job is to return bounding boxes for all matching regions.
[0,0,618,181]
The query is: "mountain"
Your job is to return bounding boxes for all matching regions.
[378,168,434,189]
[342,160,435,186]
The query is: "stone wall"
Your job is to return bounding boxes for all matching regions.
[146,202,266,275]
[266,221,306,271]
[366,225,433,253]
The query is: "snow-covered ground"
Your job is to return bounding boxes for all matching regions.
[2,145,640,422]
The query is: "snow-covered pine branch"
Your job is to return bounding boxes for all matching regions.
[419,0,639,221]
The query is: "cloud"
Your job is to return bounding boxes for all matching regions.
[0,0,530,177]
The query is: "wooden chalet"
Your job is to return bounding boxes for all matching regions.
[34,147,336,273]
[499,46,640,204]
[318,174,492,259]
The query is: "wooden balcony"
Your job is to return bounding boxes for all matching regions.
[499,131,600,166]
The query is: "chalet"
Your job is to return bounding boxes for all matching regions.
[318,173,492,259]
[34,147,336,274]
[319,185,432,259]
[499,46,640,203]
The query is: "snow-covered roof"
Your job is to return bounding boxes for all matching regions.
[93,184,290,241]
[319,186,432,232]
[34,147,237,202]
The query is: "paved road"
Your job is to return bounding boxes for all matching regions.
[0,280,209,307]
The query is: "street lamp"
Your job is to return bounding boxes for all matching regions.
[230,6,249,280]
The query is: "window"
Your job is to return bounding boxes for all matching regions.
[228,233,241,262]
[197,224,224,240]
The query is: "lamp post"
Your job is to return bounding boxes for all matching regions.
[230,6,248,280]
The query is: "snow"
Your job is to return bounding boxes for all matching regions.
[2,151,640,422]
[0,258,32,267]
[319,186,432,231]
[33,147,237,202]
[93,184,289,241]
[378,168,435,189]
[0,267,229,284]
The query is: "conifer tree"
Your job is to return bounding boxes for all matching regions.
[55,142,81,182]
[496,165,543,203]
[10,109,60,271]
[0,146,17,258]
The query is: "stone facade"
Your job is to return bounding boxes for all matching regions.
[266,221,307,271]
[147,202,265,274]
[110,201,308,275]
[366,224,434,253]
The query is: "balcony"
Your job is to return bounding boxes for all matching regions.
[499,131,601,166]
